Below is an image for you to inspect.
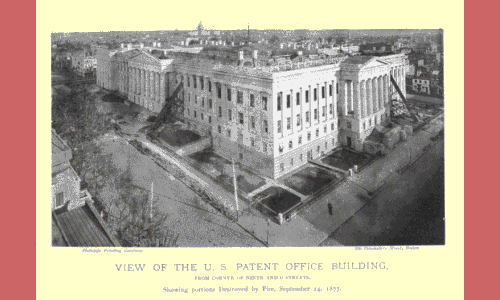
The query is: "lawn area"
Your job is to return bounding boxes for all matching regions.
[253,187,302,216]
[321,149,371,171]
[157,127,201,147]
[190,150,266,194]
[102,92,126,103]
[283,166,340,195]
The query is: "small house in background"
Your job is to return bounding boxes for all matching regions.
[52,129,92,211]
[411,77,431,95]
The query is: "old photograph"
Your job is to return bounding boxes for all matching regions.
[51,26,445,247]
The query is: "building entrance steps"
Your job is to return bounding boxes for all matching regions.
[347,116,443,193]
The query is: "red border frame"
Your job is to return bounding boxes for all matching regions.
[6,0,35,298]
[18,1,478,298]
[465,1,494,299]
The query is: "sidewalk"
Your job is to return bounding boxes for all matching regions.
[350,114,443,193]
[297,114,444,244]
[139,134,328,247]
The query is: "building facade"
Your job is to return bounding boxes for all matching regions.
[51,130,92,210]
[412,77,431,94]
[97,48,406,179]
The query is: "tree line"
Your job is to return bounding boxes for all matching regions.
[52,85,178,247]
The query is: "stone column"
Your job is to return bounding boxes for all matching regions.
[374,77,379,112]
[385,75,389,104]
[378,75,384,111]
[308,85,312,127]
[367,78,373,115]
[401,66,405,95]
[353,80,361,119]
[130,68,134,94]
[143,69,146,98]
[160,73,165,103]
[299,87,304,131]
[343,81,348,116]
[146,70,150,99]
[290,88,294,133]
[349,80,354,112]
[141,69,146,97]
[360,80,366,118]
[137,68,141,95]
[156,72,161,102]
[389,68,393,96]
[150,71,154,100]
[332,80,337,117]
[132,68,136,94]
[137,68,140,95]
[316,83,320,124]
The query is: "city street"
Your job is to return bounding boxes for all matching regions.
[99,133,264,247]
[320,138,444,246]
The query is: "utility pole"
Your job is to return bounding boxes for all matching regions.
[150,180,154,221]
[266,217,270,246]
[232,159,239,220]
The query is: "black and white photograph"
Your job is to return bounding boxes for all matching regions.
[50,26,445,248]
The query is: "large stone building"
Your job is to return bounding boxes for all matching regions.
[96,45,407,179]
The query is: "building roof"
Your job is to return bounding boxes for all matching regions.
[343,55,373,65]
[52,201,121,247]
[412,76,431,81]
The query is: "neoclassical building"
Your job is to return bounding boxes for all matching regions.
[96,45,407,179]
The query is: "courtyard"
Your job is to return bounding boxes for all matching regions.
[189,149,267,195]
[321,148,372,171]
[253,186,302,217]
[157,125,201,147]
[282,165,341,195]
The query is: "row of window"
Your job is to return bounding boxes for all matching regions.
[184,74,269,110]
[278,139,335,172]
[276,105,334,133]
[187,109,213,124]
[188,94,213,109]
[277,83,339,111]
[278,123,336,154]
[216,125,269,152]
